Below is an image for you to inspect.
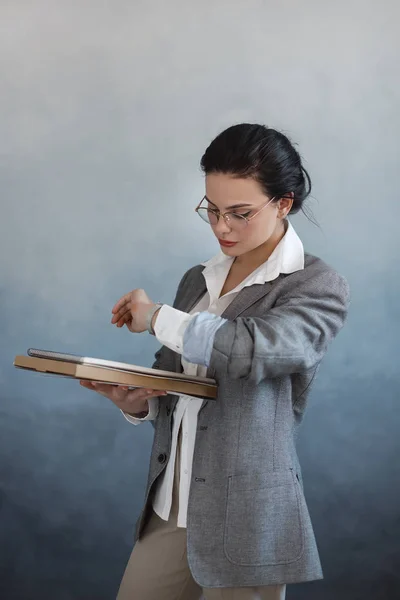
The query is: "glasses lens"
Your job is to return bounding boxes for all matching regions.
[197,207,218,225]
[225,213,248,230]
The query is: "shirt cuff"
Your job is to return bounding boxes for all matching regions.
[182,312,227,367]
[122,396,159,425]
[154,304,196,355]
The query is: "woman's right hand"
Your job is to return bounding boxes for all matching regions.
[79,381,167,416]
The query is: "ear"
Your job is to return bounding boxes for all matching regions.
[277,194,294,219]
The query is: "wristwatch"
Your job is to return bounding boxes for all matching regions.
[146,303,163,335]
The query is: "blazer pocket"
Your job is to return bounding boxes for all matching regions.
[223,469,304,566]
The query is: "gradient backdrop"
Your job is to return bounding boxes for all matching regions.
[1,1,399,599]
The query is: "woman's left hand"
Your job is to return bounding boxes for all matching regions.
[111,288,156,333]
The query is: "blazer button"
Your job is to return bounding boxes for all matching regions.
[158,453,167,464]
[166,407,171,416]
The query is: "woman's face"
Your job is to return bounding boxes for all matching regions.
[204,173,291,258]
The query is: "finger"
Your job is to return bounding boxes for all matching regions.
[111,294,131,315]
[114,300,144,323]
[125,389,155,408]
[112,295,130,314]
[80,380,111,392]
[114,309,133,328]
[129,388,162,401]
[91,382,122,397]
[80,380,95,389]
[137,388,157,399]
[142,389,168,397]
[115,309,131,325]
[118,313,132,328]
[111,308,128,324]
[111,305,132,325]
[148,389,168,397]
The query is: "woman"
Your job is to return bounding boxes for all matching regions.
[81,123,350,600]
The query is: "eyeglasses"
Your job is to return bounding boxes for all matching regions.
[195,196,275,231]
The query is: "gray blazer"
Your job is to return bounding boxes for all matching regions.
[134,253,350,588]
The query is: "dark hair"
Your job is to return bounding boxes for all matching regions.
[200,123,312,217]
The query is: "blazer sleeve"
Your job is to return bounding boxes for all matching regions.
[208,268,350,383]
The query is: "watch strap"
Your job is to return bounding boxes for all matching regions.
[146,303,163,335]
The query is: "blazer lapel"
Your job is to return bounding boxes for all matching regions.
[220,281,274,320]
[203,281,274,382]
[208,279,277,414]
[170,266,277,413]
[174,268,207,314]
[176,266,276,319]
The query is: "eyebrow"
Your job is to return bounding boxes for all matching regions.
[205,195,253,210]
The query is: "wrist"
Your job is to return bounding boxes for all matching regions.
[127,398,149,417]
[150,306,162,335]
[127,409,149,418]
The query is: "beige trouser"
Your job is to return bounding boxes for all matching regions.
[117,430,286,600]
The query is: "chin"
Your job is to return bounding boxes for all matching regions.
[220,245,242,256]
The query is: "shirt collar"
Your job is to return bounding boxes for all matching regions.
[201,220,304,288]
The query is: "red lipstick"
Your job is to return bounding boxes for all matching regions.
[219,239,237,247]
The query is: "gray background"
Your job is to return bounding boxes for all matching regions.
[0,1,399,598]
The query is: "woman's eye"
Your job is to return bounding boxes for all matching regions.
[231,211,251,219]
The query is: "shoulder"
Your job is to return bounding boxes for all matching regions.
[277,252,350,304]
[177,264,205,289]
[305,253,349,289]
[177,254,350,304]
[171,263,205,308]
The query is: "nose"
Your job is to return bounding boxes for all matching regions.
[213,215,232,236]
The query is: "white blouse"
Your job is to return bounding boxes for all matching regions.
[124,220,304,527]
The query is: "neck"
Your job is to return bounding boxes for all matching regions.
[234,220,287,270]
